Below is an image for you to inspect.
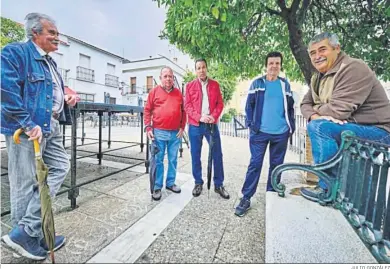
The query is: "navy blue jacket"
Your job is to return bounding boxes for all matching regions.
[245,75,295,135]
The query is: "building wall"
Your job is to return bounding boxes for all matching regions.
[51,35,124,104]
[121,58,185,106]
[225,73,308,115]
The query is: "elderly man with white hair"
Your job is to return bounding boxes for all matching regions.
[1,13,77,260]
[300,32,390,202]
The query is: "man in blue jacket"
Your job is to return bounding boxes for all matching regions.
[1,13,77,260]
[235,51,295,217]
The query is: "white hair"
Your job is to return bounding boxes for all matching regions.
[24,13,56,39]
[308,32,340,49]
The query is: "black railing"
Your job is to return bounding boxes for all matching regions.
[76,66,95,82]
[105,74,119,87]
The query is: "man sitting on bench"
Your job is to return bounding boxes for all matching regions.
[300,32,390,202]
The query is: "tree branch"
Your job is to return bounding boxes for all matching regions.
[291,0,301,14]
[264,6,281,16]
[242,4,282,38]
[277,0,287,10]
[312,0,348,37]
[245,12,262,36]
[297,0,312,25]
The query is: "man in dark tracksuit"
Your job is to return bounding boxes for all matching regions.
[235,51,295,217]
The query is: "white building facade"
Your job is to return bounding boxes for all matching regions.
[50,34,187,106]
[51,34,125,105]
[121,56,186,106]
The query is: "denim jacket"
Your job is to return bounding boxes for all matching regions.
[245,75,296,135]
[1,40,72,136]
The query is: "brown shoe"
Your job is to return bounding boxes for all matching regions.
[192,184,203,197]
[215,186,230,199]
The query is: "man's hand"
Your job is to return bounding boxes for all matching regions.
[64,94,77,107]
[200,115,213,123]
[314,115,347,125]
[310,113,321,121]
[147,130,154,140]
[176,128,184,138]
[25,125,43,143]
[208,115,215,123]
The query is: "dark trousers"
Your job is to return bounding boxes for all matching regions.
[188,123,224,187]
[241,131,289,198]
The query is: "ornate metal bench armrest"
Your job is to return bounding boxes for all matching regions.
[270,130,356,204]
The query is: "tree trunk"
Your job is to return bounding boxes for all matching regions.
[286,18,314,85]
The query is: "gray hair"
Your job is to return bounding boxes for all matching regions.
[24,13,56,39]
[308,32,340,49]
[160,66,173,75]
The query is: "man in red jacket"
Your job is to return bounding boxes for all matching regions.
[144,66,186,201]
[185,59,229,199]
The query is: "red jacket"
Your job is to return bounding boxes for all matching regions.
[144,86,186,132]
[184,78,224,126]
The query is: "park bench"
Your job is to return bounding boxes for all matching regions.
[270,130,390,263]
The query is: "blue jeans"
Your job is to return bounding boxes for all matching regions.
[307,120,390,189]
[153,129,181,190]
[188,123,224,188]
[5,118,70,240]
[241,131,289,198]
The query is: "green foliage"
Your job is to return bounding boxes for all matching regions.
[1,17,25,47]
[228,108,237,117]
[220,113,232,122]
[156,0,390,82]
[183,71,196,83]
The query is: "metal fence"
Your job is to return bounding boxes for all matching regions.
[79,112,141,128]
[218,115,249,138]
[289,114,307,163]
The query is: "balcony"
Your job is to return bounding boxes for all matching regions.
[105,74,119,88]
[76,66,95,82]
[58,68,69,86]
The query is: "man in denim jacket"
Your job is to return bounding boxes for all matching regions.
[1,13,77,260]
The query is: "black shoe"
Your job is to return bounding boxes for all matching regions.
[192,184,203,197]
[166,184,181,193]
[215,186,230,199]
[300,186,327,202]
[152,189,162,201]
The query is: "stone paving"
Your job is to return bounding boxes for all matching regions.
[0,125,301,264]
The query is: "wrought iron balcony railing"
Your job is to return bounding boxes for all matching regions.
[76,66,95,82]
[105,74,119,88]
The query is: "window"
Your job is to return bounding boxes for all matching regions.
[78,93,94,103]
[107,63,115,75]
[79,54,91,68]
[77,54,94,82]
[130,77,136,94]
[146,76,153,93]
[109,97,116,104]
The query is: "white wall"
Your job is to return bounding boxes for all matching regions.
[52,35,124,104]
[121,57,186,106]
[50,36,187,106]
